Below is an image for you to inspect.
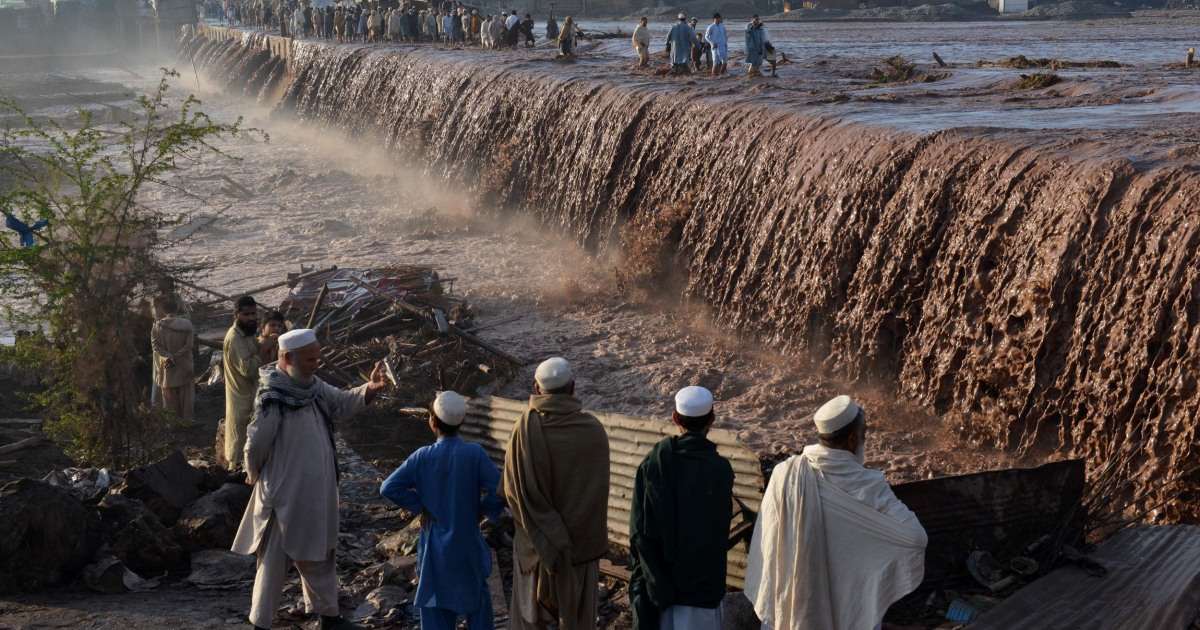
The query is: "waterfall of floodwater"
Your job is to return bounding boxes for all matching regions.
[183,32,1200,522]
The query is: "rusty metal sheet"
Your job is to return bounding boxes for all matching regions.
[891,458,1086,592]
[464,395,764,588]
[972,525,1200,630]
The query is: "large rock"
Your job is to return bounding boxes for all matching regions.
[185,549,256,589]
[173,482,252,553]
[0,479,101,594]
[97,493,184,573]
[116,450,204,525]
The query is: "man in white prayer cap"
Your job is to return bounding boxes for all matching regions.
[381,391,505,630]
[503,357,610,630]
[629,386,734,630]
[232,329,388,630]
[743,395,927,630]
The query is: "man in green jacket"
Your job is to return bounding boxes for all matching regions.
[630,386,735,630]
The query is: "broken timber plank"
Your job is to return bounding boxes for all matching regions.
[599,559,632,583]
[0,435,42,456]
[349,277,527,366]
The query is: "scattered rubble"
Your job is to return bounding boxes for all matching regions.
[116,450,206,525]
[0,478,101,594]
[97,493,185,574]
[83,557,159,594]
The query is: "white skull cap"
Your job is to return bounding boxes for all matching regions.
[278,328,318,352]
[433,391,467,426]
[534,357,573,391]
[814,395,861,434]
[674,386,714,417]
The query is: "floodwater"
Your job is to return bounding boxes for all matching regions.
[8,17,1200,498]
[576,19,1198,66]
[0,62,1017,483]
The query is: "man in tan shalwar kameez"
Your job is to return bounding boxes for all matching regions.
[503,357,610,630]
[150,279,188,408]
[223,295,277,469]
[151,298,195,423]
[232,328,385,630]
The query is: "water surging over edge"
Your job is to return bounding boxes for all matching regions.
[184,32,1200,523]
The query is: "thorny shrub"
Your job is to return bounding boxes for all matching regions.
[0,70,262,468]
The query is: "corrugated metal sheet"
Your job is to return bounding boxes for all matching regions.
[891,459,1086,592]
[464,395,764,588]
[972,525,1200,629]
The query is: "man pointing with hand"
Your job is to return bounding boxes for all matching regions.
[232,328,388,630]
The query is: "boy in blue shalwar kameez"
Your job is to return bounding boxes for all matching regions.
[380,391,506,630]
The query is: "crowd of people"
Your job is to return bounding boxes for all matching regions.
[207,0,546,48]
[201,0,781,73]
[167,297,929,630]
[635,12,776,77]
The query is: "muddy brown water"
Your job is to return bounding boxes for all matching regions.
[177,25,1200,524]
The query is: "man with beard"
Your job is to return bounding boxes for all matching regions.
[744,396,927,630]
[233,329,387,630]
[222,296,276,470]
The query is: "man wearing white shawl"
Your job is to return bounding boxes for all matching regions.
[744,395,927,630]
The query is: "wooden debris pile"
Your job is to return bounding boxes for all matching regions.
[274,266,524,406]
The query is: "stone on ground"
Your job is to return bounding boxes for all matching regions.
[0,478,101,594]
[116,450,205,525]
[97,493,185,573]
[173,482,252,553]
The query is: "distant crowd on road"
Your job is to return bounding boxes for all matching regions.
[204,0,552,49]
[200,0,781,75]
